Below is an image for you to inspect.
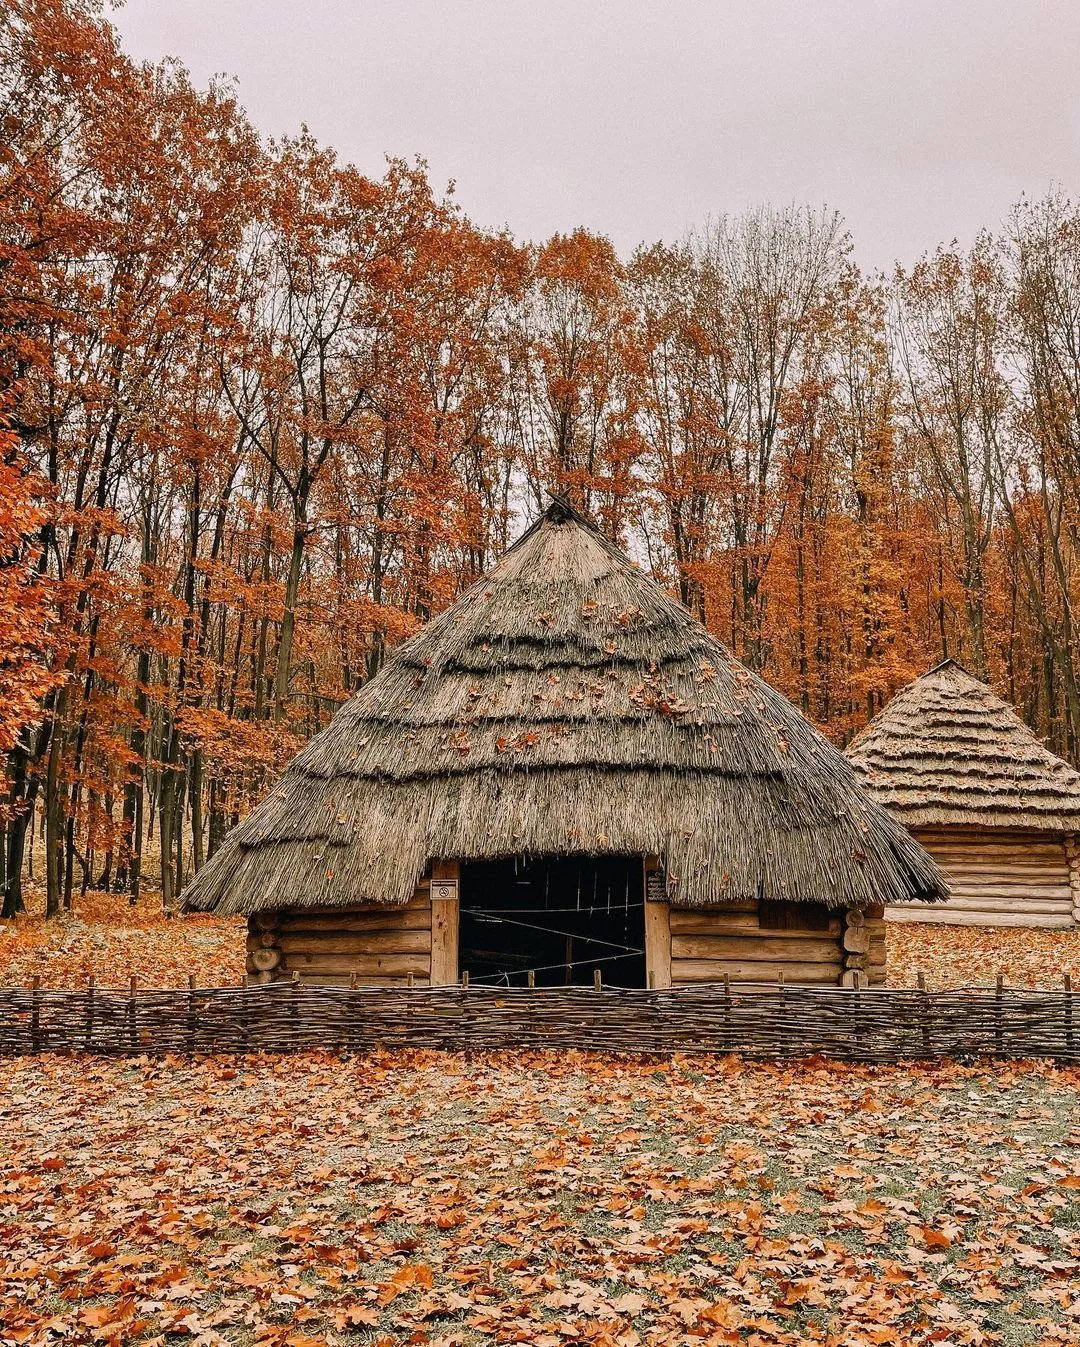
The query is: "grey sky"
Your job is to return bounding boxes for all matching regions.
[112,0,1080,272]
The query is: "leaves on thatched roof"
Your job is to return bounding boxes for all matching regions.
[183,499,943,914]
[847,658,1080,832]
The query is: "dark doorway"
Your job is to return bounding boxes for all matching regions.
[459,855,646,987]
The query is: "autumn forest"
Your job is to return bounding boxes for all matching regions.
[5,0,1080,921]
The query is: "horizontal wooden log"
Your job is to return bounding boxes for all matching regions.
[287,974,432,987]
[929,895,1072,912]
[252,911,282,932]
[280,930,431,956]
[671,958,842,985]
[669,900,759,917]
[280,906,431,933]
[669,911,842,938]
[250,948,281,972]
[932,872,1072,888]
[886,907,1075,928]
[670,935,841,963]
[283,952,430,976]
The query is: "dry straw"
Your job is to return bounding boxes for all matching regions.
[848,659,1080,832]
[184,499,945,916]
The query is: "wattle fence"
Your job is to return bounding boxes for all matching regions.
[0,979,1078,1062]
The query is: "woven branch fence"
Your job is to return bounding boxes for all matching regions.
[1,981,1079,1062]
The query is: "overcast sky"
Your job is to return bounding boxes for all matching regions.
[112,0,1080,272]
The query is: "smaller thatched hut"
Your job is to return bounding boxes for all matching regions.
[847,659,1080,928]
[184,499,945,988]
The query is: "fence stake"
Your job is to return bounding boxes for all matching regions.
[917,971,929,1057]
[128,975,137,1052]
[187,974,197,1053]
[461,970,469,990]
[30,975,41,1054]
[852,969,864,1055]
[406,971,414,989]
[722,973,731,1053]
[1065,972,1073,1058]
[527,969,535,989]
[593,968,602,992]
[996,972,1004,1057]
[85,975,95,1053]
[349,972,358,990]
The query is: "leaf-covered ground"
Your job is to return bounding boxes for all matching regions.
[885,924,1080,991]
[2,892,1079,992]
[1,1051,1079,1346]
[0,891,246,988]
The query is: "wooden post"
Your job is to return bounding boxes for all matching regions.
[527,969,535,989]
[430,859,460,987]
[917,970,930,1057]
[1066,972,1074,1058]
[128,975,137,1052]
[30,975,41,1054]
[996,971,1004,1057]
[460,969,469,990]
[643,857,671,990]
[722,972,731,1053]
[186,973,197,1052]
[593,968,602,992]
[85,975,95,1052]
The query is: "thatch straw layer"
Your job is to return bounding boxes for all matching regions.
[847,659,1080,831]
[183,500,944,915]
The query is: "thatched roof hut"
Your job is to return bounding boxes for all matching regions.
[186,500,943,988]
[848,659,1080,928]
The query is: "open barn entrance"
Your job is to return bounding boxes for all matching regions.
[459,856,646,987]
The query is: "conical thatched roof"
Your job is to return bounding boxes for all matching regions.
[183,500,943,915]
[847,658,1080,832]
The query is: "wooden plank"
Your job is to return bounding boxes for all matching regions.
[279,914,430,937]
[669,911,842,938]
[280,907,432,934]
[670,934,841,963]
[283,952,431,976]
[430,858,459,987]
[930,895,1072,913]
[291,974,432,987]
[280,930,431,956]
[644,879,671,989]
[885,907,1075,929]
[671,899,759,916]
[671,958,841,985]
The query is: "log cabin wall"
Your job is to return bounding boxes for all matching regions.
[887,830,1077,929]
[664,900,884,987]
[246,876,434,986]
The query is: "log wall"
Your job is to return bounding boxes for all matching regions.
[246,879,433,986]
[887,830,1077,929]
[665,901,883,987]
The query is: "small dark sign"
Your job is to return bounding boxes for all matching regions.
[646,868,667,903]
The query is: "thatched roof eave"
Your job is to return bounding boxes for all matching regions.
[184,499,947,917]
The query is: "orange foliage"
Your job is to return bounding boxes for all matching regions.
[4,0,1080,918]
